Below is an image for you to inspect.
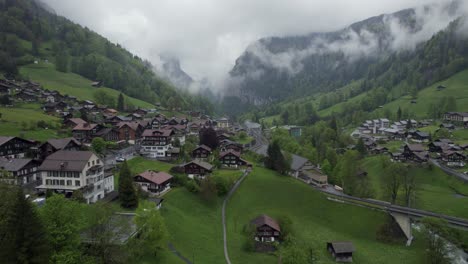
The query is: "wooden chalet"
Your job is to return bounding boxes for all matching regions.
[371,146,388,155]
[220,140,243,153]
[183,160,213,179]
[219,150,248,168]
[403,144,428,163]
[15,90,38,101]
[64,118,87,129]
[441,151,466,167]
[140,129,174,159]
[133,108,148,116]
[72,123,102,143]
[440,123,455,130]
[250,215,281,243]
[103,108,118,116]
[389,152,405,162]
[116,122,143,144]
[134,170,173,195]
[327,241,355,263]
[192,145,212,159]
[0,158,41,190]
[43,101,68,113]
[410,131,430,143]
[94,127,120,142]
[38,137,81,160]
[0,136,36,159]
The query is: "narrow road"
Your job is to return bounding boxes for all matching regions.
[222,170,250,264]
[315,184,468,229]
[429,158,468,182]
[168,243,192,264]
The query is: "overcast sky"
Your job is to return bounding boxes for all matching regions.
[42,0,451,86]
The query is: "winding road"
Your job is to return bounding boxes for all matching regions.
[222,169,250,264]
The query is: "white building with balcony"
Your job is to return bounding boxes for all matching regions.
[37,150,105,203]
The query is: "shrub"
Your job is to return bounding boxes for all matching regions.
[185,179,200,193]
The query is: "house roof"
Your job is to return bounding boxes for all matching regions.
[46,137,81,150]
[445,112,468,117]
[142,129,173,137]
[414,131,429,138]
[251,214,281,232]
[73,123,98,131]
[135,170,173,185]
[220,150,241,159]
[290,154,309,171]
[0,158,34,171]
[406,144,425,152]
[117,122,141,131]
[39,151,94,172]
[0,136,34,146]
[195,145,212,152]
[327,241,355,253]
[184,160,213,171]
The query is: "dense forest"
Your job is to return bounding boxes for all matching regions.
[0,0,215,111]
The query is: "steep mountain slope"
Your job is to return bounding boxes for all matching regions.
[0,0,186,108]
[227,1,467,106]
[155,55,194,90]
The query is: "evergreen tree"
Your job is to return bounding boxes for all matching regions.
[0,187,50,263]
[55,51,69,72]
[265,141,289,174]
[199,127,219,149]
[117,93,125,111]
[406,119,412,130]
[118,161,138,208]
[397,106,402,121]
[356,138,367,157]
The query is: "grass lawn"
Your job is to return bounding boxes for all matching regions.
[161,188,225,264]
[373,69,468,119]
[418,125,440,134]
[362,156,468,219]
[226,166,426,264]
[20,63,154,109]
[232,135,254,145]
[382,140,404,152]
[0,103,62,141]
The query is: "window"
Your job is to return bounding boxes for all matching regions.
[67,180,72,186]
[75,180,80,186]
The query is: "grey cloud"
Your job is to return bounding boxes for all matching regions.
[42,0,452,90]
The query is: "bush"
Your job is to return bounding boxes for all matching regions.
[212,175,232,196]
[185,179,200,193]
[376,215,406,243]
[37,120,48,129]
[171,173,187,187]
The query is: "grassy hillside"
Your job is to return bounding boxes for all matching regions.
[19,63,154,109]
[0,103,62,141]
[156,165,428,264]
[372,69,468,119]
[362,156,468,219]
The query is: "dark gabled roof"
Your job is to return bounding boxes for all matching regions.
[0,136,34,146]
[183,160,213,171]
[290,154,309,171]
[414,131,429,138]
[327,241,355,253]
[94,128,117,137]
[117,122,141,131]
[46,137,81,150]
[0,158,34,171]
[195,145,212,152]
[73,123,98,131]
[39,150,94,172]
[251,214,281,232]
[135,170,173,185]
[219,150,241,159]
[445,112,468,117]
[142,129,173,137]
[406,144,425,152]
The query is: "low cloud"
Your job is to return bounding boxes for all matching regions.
[239,0,467,79]
[42,0,443,91]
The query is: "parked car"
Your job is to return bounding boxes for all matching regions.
[116,157,125,162]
